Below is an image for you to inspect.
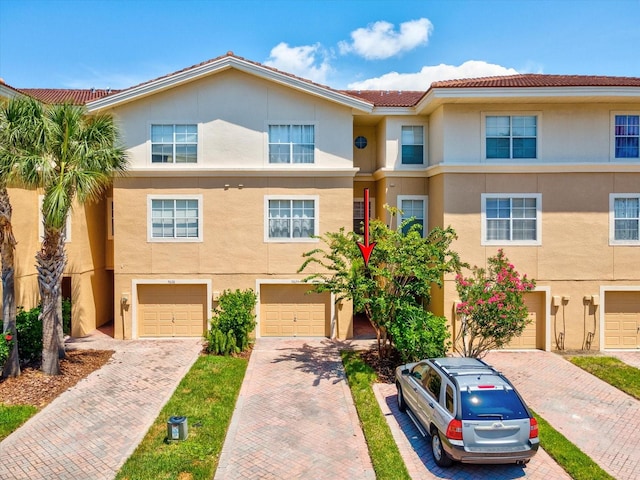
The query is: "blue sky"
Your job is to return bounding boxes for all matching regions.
[1,0,639,91]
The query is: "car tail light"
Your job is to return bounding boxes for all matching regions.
[477,385,495,389]
[529,417,539,439]
[446,419,463,440]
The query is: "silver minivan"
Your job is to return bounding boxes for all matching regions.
[395,357,539,467]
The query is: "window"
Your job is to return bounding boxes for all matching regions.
[614,115,639,158]
[398,195,427,236]
[401,126,424,164]
[610,194,640,244]
[151,124,197,163]
[481,194,541,245]
[486,115,537,159]
[265,196,318,242]
[147,195,202,242]
[353,197,375,233]
[445,385,455,414]
[268,125,315,164]
[424,369,442,401]
[460,389,529,420]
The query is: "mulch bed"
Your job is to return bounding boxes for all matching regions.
[0,350,113,408]
[360,347,402,384]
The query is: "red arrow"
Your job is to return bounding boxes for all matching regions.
[357,188,376,266]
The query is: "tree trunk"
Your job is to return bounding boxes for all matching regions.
[56,279,65,359]
[0,188,20,378]
[37,231,66,376]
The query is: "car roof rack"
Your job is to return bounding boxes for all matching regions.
[432,358,500,377]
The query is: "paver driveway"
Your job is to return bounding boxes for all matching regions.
[0,333,202,480]
[374,383,570,479]
[214,337,375,480]
[487,350,640,480]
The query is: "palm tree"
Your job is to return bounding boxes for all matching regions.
[0,97,45,377]
[3,98,127,375]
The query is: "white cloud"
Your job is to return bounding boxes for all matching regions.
[339,18,433,60]
[347,60,520,90]
[264,42,332,84]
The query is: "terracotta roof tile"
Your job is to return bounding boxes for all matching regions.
[18,88,119,105]
[430,74,640,89]
[341,90,426,107]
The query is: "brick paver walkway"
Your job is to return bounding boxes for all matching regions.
[214,337,375,480]
[487,350,640,480]
[374,383,570,479]
[0,332,202,480]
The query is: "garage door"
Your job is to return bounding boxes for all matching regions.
[504,291,545,350]
[605,291,640,349]
[260,284,330,337]
[138,284,207,337]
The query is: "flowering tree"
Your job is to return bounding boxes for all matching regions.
[455,250,536,358]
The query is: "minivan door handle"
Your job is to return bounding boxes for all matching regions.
[428,401,434,408]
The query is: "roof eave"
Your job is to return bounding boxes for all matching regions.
[87,56,373,113]
[416,85,640,114]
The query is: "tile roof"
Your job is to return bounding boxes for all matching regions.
[18,88,119,105]
[430,74,640,89]
[8,65,640,109]
[341,90,426,107]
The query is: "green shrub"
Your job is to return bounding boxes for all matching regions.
[389,303,450,363]
[0,333,12,367]
[16,305,42,364]
[205,289,257,355]
[15,300,72,364]
[62,298,71,334]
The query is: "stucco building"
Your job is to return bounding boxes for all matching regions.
[3,53,640,351]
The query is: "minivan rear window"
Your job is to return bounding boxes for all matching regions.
[460,389,529,420]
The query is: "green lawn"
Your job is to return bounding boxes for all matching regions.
[341,350,411,480]
[570,355,640,400]
[0,403,38,441]
[116,354,247,480]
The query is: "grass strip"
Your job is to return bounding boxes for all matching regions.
[533,409,615,480]
[569,356,640,400]
[341,350,410,480]
[0,403,38,441]
[116,354,247,480]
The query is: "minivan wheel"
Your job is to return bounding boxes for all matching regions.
[396,384,407,412]
[431,430,453,467]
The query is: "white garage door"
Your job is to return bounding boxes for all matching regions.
[138,284,207,337]
[605,291,640,349]
[504,291,545,350]
[260,284,330,337]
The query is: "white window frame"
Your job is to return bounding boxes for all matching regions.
[611,112,640,160]
[401,125,425,165]
[481,112,540,161]
[147,194,203,243]
[264,195,319,243]
[397,195,428,237]
[107,197,114,239]
[149,124,199,165]
[39,195,71,242]
[609,193,640,245]
[267,122,317,165]
[353,197,376,234]
[481,193,542,246]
